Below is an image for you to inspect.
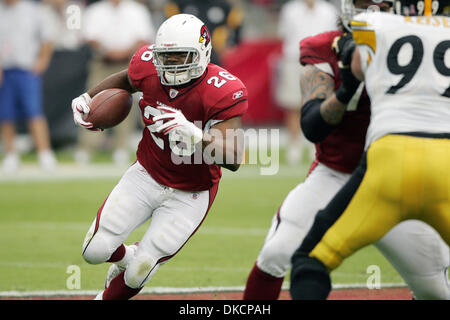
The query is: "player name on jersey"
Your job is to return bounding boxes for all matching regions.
[404,15,450,26]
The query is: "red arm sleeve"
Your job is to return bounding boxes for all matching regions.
[299,30,341,69]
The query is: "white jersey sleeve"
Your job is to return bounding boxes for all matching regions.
[351,12,450,149]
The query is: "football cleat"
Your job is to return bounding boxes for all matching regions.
[104,264,124,289]
[104,243,138,289]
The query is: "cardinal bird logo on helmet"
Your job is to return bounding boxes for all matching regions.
[199,25,211,47]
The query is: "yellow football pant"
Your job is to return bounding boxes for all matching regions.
[310,134,450,271]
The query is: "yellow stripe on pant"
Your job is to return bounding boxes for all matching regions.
[310,134,450,271]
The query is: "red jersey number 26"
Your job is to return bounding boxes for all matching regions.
[143,105,196,157]
[207,71,237,88]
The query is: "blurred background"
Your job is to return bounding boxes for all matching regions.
[0,0,342,172]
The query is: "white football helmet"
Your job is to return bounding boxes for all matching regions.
[153,14,212,86]
[341,0,393,31]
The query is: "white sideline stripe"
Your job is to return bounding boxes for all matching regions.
[0,261,251,273]
[0,222,270,237]
[0,283,407,298]
[0,163,309,183]
[0,164,126,182]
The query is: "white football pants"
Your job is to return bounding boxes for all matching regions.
[256,162,450,300]
[82,161,217,289]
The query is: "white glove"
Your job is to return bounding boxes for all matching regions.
[71,93,102,131]
[153,106,203,144]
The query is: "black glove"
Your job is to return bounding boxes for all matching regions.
[332,33,361,104]
[332,32,356,65]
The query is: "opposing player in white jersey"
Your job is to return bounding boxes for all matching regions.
[290,0,450,299]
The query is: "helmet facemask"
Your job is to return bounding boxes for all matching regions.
[153,47,203,86]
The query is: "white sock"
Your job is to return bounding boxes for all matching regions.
[115,244,136,269]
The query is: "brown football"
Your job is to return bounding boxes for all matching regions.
[84,89,133,129]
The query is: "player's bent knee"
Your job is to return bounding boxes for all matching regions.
[82,235,112,265]
[124,253,158,289]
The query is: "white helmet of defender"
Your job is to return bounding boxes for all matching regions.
[341,0,394,32]
[153,14,212,86]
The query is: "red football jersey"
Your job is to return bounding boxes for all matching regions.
[128,45,248,191]
[300,31,371,174]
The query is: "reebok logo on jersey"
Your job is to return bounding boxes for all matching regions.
[170,89,179,98]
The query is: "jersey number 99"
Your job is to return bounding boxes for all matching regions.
[386,36,450,97]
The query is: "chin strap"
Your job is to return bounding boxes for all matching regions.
[164,70,191,86]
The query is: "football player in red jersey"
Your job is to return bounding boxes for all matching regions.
[71,14,248,300]
[243,0,450,300]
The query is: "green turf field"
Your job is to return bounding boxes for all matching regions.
[0,161,405,294]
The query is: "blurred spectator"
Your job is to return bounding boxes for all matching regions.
[236,0,278,39]
[276,0,337,165]
[75,0,155,166]
[42,0,91,148]
[42,0,85,51]
[164,0,243,65]
[0,0,58,173]
[136,0,167,28]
